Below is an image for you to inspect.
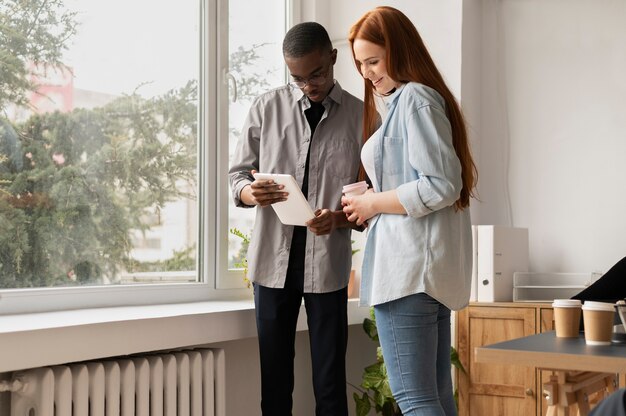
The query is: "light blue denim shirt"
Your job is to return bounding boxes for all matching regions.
[360,83,472,311]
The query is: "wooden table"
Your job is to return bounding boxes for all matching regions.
[475,331,626,415]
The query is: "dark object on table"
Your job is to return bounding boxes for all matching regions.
[572,257,626,303]
[612,324,626,344]
[571,257,626,329]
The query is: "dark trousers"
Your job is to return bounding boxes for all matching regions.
[254,283,349,416]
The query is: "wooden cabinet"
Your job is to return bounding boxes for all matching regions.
[456,302,554,416]
[538,307,555,416]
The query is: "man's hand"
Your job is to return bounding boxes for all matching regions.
[240,170,289,207]
[306,209,336,236]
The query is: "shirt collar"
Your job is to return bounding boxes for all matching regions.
[383,83,406,109]
[293,80,343,107]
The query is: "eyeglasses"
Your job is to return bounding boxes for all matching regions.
[288,66,331,89]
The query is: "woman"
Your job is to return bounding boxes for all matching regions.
[344,6,477,415]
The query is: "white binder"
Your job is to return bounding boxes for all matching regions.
[470,225,478,302]
[476,225,529,302]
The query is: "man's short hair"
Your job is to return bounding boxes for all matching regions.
[283,22,332,58]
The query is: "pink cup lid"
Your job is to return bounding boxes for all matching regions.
[342,181,368,194]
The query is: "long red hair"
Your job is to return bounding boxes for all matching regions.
[349,6,477,209]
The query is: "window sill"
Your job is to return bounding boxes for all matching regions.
[0,298,369,372]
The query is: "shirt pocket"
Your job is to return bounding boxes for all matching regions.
[382,136,404,175]
[323,138,359,182]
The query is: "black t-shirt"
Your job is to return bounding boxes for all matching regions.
[285,99,326,292]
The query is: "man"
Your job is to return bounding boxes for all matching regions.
[229,22,363,416]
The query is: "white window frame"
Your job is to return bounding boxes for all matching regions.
[0,0,218,315]
[0,0,302,315]
[216,0,298,289]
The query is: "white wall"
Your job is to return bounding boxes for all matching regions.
[210,325,377,416]
[476,0,626,273]
[460,0,483,227]
[320,0,463,103]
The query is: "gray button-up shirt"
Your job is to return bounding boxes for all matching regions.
[229,81,363,293]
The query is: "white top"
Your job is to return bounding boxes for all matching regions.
[361,130,378,189]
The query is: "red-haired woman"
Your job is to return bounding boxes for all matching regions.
[343,6,477,415]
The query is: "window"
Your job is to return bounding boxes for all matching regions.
[0,0,292,313]
[218,0,289,288]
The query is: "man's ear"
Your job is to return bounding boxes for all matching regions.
[330,48,338,64]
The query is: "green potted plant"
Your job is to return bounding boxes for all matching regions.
[230,232,360,292]
[350,308,466,416]
[229,227,251,288]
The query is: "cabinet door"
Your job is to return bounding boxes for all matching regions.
[538,308,554,416]
[539,308,555,333]
[458,306,537,416]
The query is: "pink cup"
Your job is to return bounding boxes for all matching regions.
[342,181,368,197]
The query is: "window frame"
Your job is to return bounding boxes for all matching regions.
[0,0,295,315]
[0,0,217,315]
[0,0,299,315]
[216,0,296,289]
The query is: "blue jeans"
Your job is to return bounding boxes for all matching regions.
[374,293,456,416]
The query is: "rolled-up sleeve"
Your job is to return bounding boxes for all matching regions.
[228,97,263,207]
[396,104,462,218]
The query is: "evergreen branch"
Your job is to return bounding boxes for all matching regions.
[25,0,50,43]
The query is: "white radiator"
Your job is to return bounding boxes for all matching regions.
[7,348,225,416]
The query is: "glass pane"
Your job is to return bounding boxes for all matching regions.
[0,0,200,288]
[227,0,286,270]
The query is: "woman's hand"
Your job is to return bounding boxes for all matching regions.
[342,190,377,226]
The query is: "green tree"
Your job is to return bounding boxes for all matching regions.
[0,0,77,110]
[0,0,278,288]
[228,43,274,102]
[0,83,198,287]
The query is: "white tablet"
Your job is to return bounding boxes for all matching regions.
[253,173,315,226]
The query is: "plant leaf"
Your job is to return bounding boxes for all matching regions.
[353,392,371,416]
[376,346,385,363]
[363,317,379,341]
[450,346,467,374]
[381,401,399,416]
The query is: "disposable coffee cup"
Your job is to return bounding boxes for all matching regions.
[552,299,581,338]
[342,181,368,197]
[582,301,615,345]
